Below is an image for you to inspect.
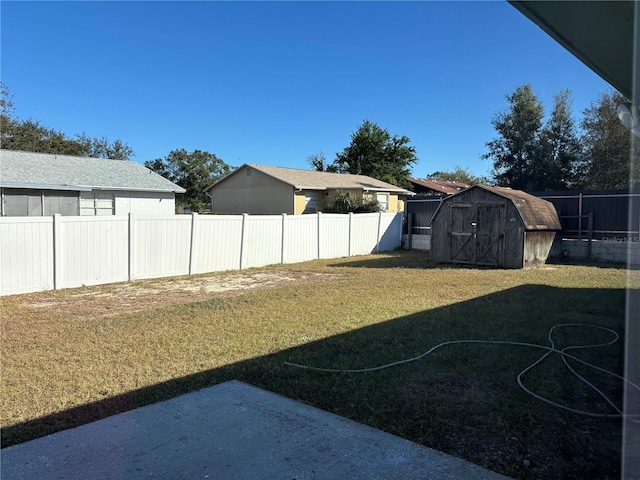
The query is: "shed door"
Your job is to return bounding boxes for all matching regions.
[448,203,505,266]
[450,204,476,263]
[475,204,505,266]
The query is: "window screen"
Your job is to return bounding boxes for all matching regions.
[44,191,79,216]
[2,189,42,216]
[1,189,80,216]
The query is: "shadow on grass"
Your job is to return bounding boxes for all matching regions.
[327,251,434,269]
[2,285,630,480]
[334,251,633,271]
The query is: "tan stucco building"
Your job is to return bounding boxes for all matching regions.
[205,164,412,215]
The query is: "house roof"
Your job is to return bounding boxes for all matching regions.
[431,185,561,231]
[407,177,469,195]
[0,150,186,193]
[206,164,413,194]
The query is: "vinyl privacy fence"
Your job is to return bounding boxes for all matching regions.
[0,212,403,296]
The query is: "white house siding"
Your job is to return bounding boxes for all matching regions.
[210,168,294,214]
[114,191,176,215]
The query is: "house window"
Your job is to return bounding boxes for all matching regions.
[303,192,318,214]
[376,193,389,212]
[1,188,79,216]
[80,192,115,216]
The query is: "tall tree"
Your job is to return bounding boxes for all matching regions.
[145,149,233,213]
[482,84,544,190]
[580,90,640,189]
[75,134,134,161]
[332,120,417,189]
[0,82,134,160]
[427,166,489,185]
[535,89,582,190]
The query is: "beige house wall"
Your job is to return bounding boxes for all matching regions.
[209,166,408,215]
[209,167,294,214]
[362,192,404,213]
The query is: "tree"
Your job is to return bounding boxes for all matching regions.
[307,151,328,172]
[580,90,640,189]
[428,166,489,185]
[75,134,134,161]
[1,82,15,122]
[332,120,417,189]
[145,149,233,213]
[535,90,582,190]
[1,119,87,156]
[0,82,134,160]
[482,84,545,190]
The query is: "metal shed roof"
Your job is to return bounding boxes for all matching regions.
[0,150,185,193]
[431,185,562,231]
[406,177,470,195]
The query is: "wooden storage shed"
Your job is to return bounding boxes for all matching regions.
[429,186,561,268]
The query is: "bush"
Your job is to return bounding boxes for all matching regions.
[322,191,381,214]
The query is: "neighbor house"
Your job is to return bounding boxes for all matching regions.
[0,150,185,216]
[406,177,469,196]
[205,164,412,215]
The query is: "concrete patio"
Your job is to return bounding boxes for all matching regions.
[2,380,510,479]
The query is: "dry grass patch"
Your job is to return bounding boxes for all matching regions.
[1,251,636,480]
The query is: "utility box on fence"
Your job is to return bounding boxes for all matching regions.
[429,186,561,268]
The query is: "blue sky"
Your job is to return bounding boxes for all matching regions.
[1,1,612,178]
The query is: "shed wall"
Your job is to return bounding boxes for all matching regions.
[523,231,557,266]
[502,200,525,269]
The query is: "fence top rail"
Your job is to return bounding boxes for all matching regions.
[0,216,55,224]
[537,193,640,199]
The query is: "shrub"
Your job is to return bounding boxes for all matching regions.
[322,191,381,214]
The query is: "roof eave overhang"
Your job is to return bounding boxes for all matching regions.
[1,183,185,194]
[508,1,636,99]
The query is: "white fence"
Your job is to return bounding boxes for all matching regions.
[0,212,403,296]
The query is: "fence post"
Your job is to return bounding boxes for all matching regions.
[578,193,583,239]
[376,211,383,253]
[281,213,287,264]
[348,212,353,257]
[188,212,198,275]
[587,212,593,259]
[239,213,248,270]
[128,213,134,281]
[317,212,322,259]
[52,214,62,290]
[407,212,413,250]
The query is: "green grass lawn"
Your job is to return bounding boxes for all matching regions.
[2,251,636,479]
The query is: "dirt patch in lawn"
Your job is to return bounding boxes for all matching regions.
[17,270,341,319]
